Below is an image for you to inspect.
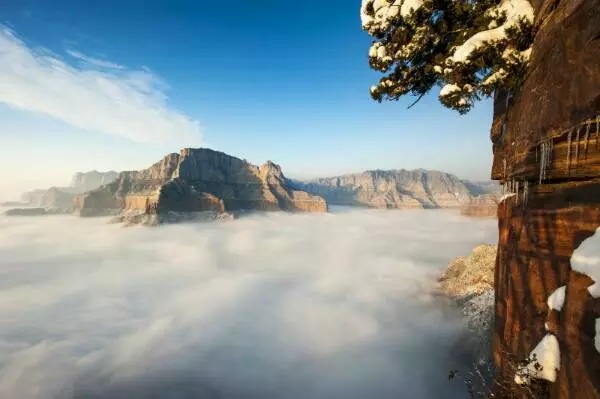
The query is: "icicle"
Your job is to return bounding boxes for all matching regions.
[596,116,600,150]
[566,128,573,174]
[539,141,545,184]
[516,181,520,202]
[503,158,507,180]
[574,127,581,167]
[584,122,591,158]
[523,181,529,207]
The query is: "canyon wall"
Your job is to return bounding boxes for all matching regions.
[491,0,600,397]
[295,169,498,209]
[76,148,327,218]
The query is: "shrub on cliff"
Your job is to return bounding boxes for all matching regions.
[360,0,534,113]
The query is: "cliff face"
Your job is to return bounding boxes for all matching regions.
[71,171,118,193]
[295,169,495,209]
[20,171,118,210]
[76,148,327,218]
[492,1,600,397]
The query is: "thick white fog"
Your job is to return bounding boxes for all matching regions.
[0,208,497,399]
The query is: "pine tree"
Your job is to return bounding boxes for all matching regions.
[361,0,534,113]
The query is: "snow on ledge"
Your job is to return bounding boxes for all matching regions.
[515,334,560,385]
[571,227,600,298]
[499,193,516,203]
[547,286,566,311]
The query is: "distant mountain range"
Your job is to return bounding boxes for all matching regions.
[5,148,501,222]
[291,169,501,209]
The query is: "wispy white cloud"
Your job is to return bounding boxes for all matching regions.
[66,49,125,70]
[0,27,201,144]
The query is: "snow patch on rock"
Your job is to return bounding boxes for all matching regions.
[515,334,560,385]
[547,286,566,311]
[571,227,600,298]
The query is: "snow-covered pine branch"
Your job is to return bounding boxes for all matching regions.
[361,0,534,113]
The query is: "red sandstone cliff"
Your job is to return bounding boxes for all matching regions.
[491,1,600,397]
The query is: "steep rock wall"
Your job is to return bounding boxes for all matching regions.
[492,1,600,397]
[77,148,327,217]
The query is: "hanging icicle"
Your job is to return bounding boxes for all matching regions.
[566,128,573,174]
[574,127,581,167]
[523,181,529,207]
[584,122,591,158]
[596,116,600,150]
[516,180,520,202]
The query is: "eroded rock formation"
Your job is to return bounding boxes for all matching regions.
[461,194,500,218]
[491,1,600,397]
[76,148,327,220]
[294,169,497,209]
[19,171,119,211]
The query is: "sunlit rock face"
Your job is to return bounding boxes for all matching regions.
[490,0,600,396]
[76,148,327,220]
[293,170,495,209]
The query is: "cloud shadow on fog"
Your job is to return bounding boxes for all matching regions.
[0,208,498,399]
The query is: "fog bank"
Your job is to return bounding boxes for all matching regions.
[0,208,497,398]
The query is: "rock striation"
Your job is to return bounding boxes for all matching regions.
[293,169,497,209]
[490,1,600,397]
[75,148,327,220]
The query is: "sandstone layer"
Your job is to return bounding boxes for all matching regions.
[294,169,498,209]
[491,1,600,397]
[76,148,327,219]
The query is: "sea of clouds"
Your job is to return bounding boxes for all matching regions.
[0,208,497,399]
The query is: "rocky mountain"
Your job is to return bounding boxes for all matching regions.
[20,171,119,210]
[75,148,327,222]
[71,170,118,193]
[293,169,499,209]
[460,194,499,218]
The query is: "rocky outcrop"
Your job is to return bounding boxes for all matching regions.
[70,171,118,193]
[19,171,118,211]
[20,187,77,210]
[440,244,497,299]
[294,169,496,209]
[491,1,600,397]
[460,194,500,218]
[440,245,497,381]
[76,148,327,221]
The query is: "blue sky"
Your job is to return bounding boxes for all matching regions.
[0,0,494,199]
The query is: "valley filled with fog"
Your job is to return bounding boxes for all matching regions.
[0,208,497,399]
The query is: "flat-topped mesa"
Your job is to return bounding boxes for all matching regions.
[75,148,327,219]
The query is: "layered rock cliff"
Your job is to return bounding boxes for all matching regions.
[491,1,600,397]
[20,171,119,210]
[71,170,118,193]
[294,169,497,209]
[76,148,327,220]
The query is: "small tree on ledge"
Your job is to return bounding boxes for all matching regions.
[361,0,534,113]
